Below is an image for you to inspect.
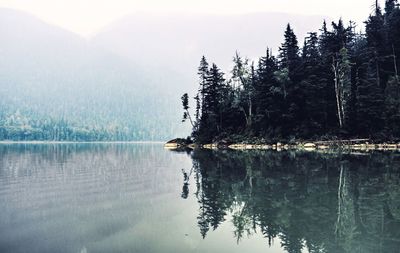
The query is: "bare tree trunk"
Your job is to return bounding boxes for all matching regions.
[185,109,195,128]
[333,59,344,128]
[335,164,344,236]
[339,71,346,126]
[240,98,252,129]
[240,107,250,127]
[248,94,252,128]
[393,44,399,83]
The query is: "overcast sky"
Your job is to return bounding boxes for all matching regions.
[0,0,385,36]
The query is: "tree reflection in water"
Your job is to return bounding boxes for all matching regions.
[181,149,400,253]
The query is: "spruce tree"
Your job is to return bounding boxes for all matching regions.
[356,63,385,136]
[278,24,301,79]
[385,0,397,16]
[198,56,210,111]
[253,49,280,136]
[277,24,302,137]
[365,5,386,88]
[197,63,226,142]
[300,32,326,136]
[385,0,400,79]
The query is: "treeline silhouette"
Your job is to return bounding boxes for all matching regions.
[182,149,400,252]
[182,1,400,143]
[0,101,177,141]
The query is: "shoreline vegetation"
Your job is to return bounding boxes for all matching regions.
[164,138,400,151]
[0,141,165,144]
[176,1,400,147]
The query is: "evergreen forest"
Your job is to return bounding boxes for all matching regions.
[182,0,400,143]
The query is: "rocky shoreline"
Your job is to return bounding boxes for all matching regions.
[165,138,400,152]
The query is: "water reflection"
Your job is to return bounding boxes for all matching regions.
[185,149,400,253]
[0,143,192,253]
[1,144,400,253]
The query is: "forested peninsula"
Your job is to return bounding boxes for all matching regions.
[179,0,400,147]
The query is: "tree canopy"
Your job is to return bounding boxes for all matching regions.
[183,0,400,143]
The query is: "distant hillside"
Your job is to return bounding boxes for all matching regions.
[0,8,188,141]
[92,12,328,76]
[0,9,326,141]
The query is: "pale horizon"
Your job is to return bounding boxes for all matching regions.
[0,0,386,37]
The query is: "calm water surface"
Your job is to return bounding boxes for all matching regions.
[0,143,400,253]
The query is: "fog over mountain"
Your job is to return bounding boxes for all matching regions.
[93,12,328,80]
[0,8,327,141]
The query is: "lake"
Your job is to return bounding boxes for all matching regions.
[0,143,399,253]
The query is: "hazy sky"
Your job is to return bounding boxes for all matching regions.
[0,0,385,36]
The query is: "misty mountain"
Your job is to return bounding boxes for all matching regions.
[92,12,328,81]
[0,9,327,141]
[0,8,188,141]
